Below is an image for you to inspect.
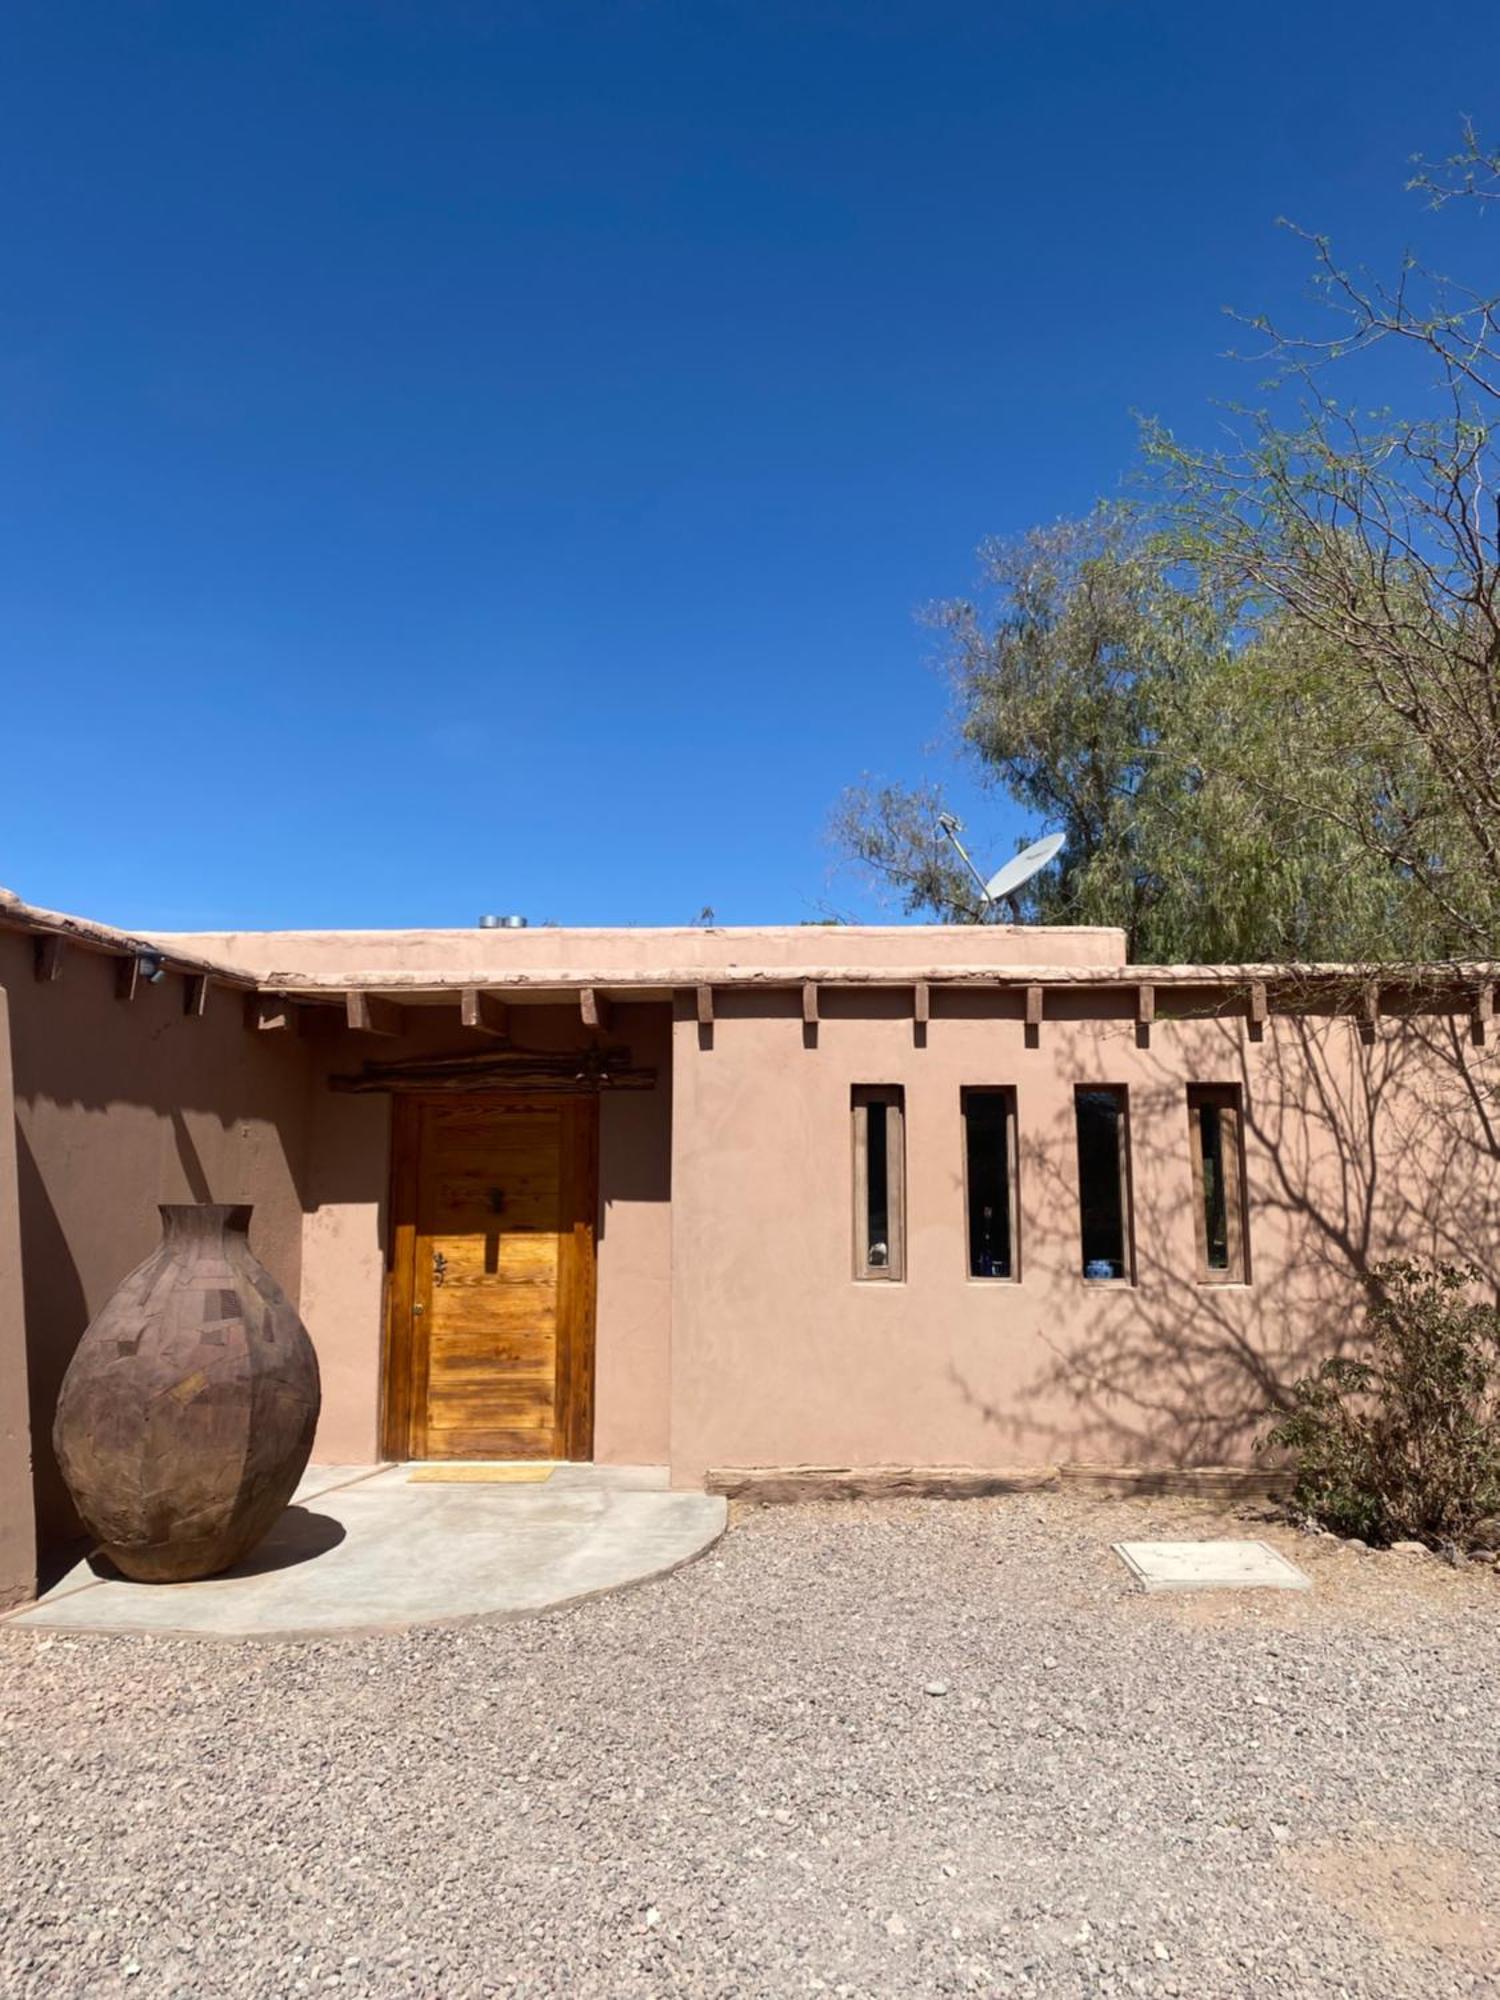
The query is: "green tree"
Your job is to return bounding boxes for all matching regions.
[1147,125,1500,956]
[841,130,1500,964]
[837,508,1453,960]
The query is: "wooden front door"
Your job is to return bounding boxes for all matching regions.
[383,1094,597,1461]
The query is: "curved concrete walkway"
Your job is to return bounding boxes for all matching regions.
[6,1464,727,1641]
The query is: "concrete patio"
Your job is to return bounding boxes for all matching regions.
[3,1463,727,1640]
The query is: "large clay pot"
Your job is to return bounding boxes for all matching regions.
[53,1204,321,1582]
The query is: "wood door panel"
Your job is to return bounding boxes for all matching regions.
[383,1094,598,1462]
[430,1237,560,1285]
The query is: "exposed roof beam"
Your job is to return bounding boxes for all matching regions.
[460,988,509,1037]
[183,973,210,1019]
[345,992,404,1036]
[246,995,298,1032]
[1475,982,1495,1044]
[580,987,612,1033]
[33,936,65,982]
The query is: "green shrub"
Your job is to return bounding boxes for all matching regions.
[1261,1261,1500,1548]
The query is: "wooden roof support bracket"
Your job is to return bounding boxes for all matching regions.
[913,980,929,1044]
[580,987,612,1033]
[1025,985,1043,1040]
[1248,981,1268,1040]
[460,988,509,1037]
[1360,979,1380,1040]
[695,985,714,1027]
[802,981,819,1024]
[115,955,140,1003]
[346,992,404,1036]
[33,936,65,983]
[246,994,297,1032]
[1136,983,1155,1043]
[183,973,210,1019]
[1473,982,1494,1044]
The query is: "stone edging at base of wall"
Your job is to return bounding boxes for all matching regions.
[705,1464,1295,1504]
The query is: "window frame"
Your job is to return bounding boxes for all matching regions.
[1073,1083,1135,1285]
[851,1085,906,1283]
[1186,1083,1250,1285]
[960,1087,1021,1284]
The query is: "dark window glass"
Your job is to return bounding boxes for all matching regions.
[964,1093,1014,1278]
[1075,1087,1129,1280]
[1198,1101,1229,1271]
[866,1101,890,1269]
[853,1086,904,1280]
[1188,1084,1247,1282]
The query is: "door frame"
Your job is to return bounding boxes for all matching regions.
[379,1092,599,1462]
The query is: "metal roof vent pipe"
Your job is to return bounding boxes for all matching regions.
[479,914,528,929]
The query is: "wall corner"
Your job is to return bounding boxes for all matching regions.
[0,981,38,1608]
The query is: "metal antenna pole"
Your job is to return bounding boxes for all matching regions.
[934,814,993,920]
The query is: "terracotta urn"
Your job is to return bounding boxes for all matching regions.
[53,1204,321,1582]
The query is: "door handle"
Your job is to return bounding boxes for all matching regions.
[413,1303,425,1316]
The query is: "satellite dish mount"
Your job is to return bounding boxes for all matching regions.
[935,815,1065,923]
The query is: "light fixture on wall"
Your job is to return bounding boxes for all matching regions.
[135,950,167,984]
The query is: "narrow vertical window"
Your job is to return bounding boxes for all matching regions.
[962,1089,1019,1280]
[1074,1086,1132,1282]
[1187,1084,1248,1282]
[852,1086,905,1281]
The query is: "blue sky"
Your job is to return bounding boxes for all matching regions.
[1,1,1494,929]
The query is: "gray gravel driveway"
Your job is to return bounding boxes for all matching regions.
[3,1492,1497,1999]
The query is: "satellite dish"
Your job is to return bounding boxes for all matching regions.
[983,832,1066,905]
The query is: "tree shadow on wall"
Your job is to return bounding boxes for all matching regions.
[950,1006,1500,1467]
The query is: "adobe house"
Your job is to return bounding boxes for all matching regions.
[2,883,1498,1607]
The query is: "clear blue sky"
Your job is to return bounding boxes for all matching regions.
[1,1,1493,929]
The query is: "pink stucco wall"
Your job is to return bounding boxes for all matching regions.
[0,982,36,1608]
[666,985,1500,1479]
[7,902,1498,1598]
[0,931,311,1566]
[152,922,1129,980]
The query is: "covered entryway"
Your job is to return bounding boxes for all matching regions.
[382,1093,598,1461]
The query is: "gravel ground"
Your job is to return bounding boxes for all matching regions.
[3,1491,1498,2000]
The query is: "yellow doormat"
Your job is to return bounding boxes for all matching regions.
[408,1464,555,1484]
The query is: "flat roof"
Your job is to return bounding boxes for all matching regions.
[3,888,1497,1016]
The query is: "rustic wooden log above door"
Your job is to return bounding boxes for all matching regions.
[333,1044,656,1094]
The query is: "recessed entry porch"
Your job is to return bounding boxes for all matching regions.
[381,1092,600,1464]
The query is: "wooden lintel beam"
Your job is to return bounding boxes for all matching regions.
[246,994,296,1032]
[580,987,612,1033]
[695,985,714,1027]
[1137,983,1155,1026]
[913,981,930,1026]
[460,988,509,1037]
[183,973,210,1019]
[346,992,404,1036]
[802,981,819,1025]
[1025,985,1043,1029]
[33,936,65,983]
